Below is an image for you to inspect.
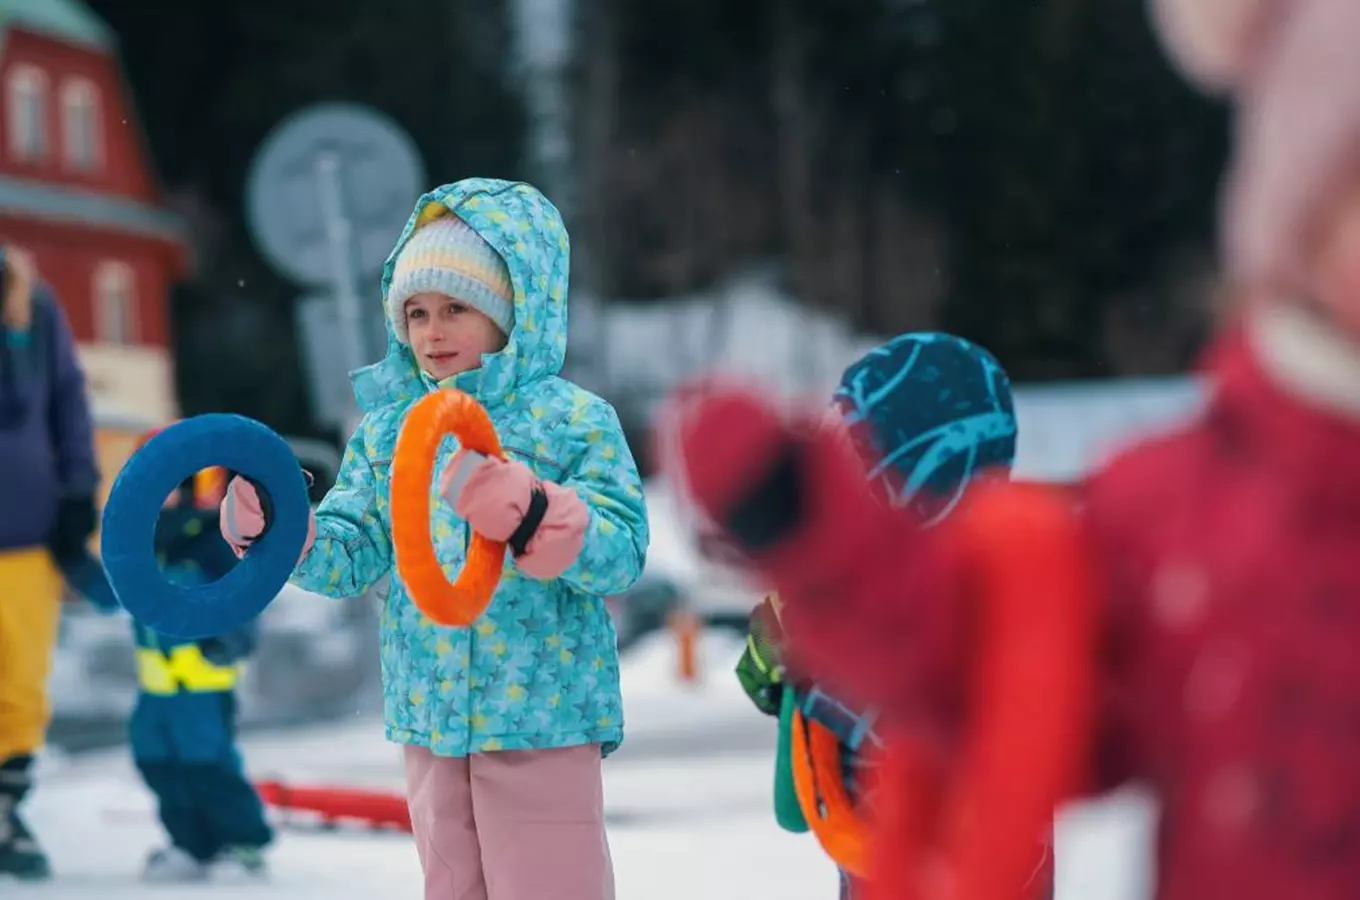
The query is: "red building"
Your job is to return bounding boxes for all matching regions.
[0,0,188,428]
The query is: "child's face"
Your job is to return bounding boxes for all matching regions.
[404,292,508,381]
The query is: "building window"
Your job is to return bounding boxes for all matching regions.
[6,65,50,162]
[93,261,137,345]
[60,78,101,172]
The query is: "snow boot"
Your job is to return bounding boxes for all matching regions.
[0,755,51,881]
[141,846,209,883]
[211,844,268,882]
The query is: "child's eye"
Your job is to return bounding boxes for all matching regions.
[446,302,468,315]
[407,308,427,320]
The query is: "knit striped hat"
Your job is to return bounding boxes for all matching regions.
[387,215,515,345]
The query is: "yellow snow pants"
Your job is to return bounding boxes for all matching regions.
[0,548,63,760]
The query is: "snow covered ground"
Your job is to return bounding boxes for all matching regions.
[12,630,1156,899]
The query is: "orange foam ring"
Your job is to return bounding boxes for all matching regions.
[790,707,872,876]
[391,390,507,627]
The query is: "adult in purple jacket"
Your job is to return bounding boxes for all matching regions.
[0,246,99,881]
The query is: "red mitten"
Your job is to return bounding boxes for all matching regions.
[658,384,967,730]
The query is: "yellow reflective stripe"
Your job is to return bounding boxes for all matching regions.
[136,648,178,694]
[746,631,784,684]
[135,646,238,695]
[746,634,770,674]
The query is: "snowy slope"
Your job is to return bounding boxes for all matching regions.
[14,747,842,899]
[13,630,1155,899]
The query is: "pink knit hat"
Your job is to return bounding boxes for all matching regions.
[1151,0,1360,297]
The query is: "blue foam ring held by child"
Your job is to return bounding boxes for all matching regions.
[100,414,310,640]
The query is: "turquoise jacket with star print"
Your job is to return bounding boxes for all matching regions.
[290,178,650,758]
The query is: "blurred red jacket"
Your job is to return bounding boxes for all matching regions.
[681,326,1360,900]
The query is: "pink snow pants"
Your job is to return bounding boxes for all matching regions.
[403,743,614,900]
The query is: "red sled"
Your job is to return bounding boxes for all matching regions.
[254,780,412,833]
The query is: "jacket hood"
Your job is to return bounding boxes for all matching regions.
[351,178,570,412]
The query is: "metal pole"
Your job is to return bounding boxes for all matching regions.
[313,151,369,377]
[313,151,369,433]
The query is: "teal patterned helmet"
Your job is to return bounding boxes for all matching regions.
[832,332,1018,526]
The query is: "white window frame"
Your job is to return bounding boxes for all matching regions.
[6,64,50,162]
[59,76,102,172]
[93,260,138,345]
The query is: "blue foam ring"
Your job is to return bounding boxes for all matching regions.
[100,413,310,640]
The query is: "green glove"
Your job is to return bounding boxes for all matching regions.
[735,595,786,716]
[774,687,810,832]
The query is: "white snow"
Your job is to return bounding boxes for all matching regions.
[15,628,1155,899]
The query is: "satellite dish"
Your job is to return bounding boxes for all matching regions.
[245,103,426,286]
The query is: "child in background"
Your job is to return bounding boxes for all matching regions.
[664,3,1360,898]
[127,462,273,882]
[0,245,99,882]
[221,179,649,900]
[731,333,1050,899]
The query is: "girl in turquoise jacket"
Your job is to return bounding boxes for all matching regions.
[222,179,649,900]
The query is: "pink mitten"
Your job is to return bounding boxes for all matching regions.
[220,476,316,561]
[440,450,589,580]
